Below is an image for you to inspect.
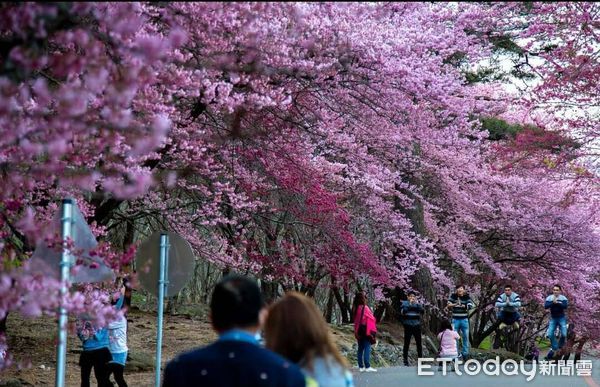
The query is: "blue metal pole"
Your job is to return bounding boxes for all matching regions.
[155,233,169,387]
[55,199,73,387]
[164,246,170,299]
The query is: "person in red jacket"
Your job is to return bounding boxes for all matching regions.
[352,291,377,372]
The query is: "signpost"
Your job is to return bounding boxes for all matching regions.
[32,201,193,387]
[31,198,114,387]
[55,199,73,387]
[135,231,194,387]
[155,233,168,387]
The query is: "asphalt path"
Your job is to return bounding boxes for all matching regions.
[353,359,600,387]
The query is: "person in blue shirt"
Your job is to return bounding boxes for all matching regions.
[544,284,568,354]
[162,275,308,387]
[495,284,522,329]
[77,302,112,387]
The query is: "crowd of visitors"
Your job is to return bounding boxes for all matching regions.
[76,275,572,386]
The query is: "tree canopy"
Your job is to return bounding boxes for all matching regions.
[0,2,598,355]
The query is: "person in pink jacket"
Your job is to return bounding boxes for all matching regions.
[437,320,461,371]
[352,292,377,372]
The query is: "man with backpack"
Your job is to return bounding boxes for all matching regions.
[400,292,424,366]
[447,285,475,360]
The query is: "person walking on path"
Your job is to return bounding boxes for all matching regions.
[400,292,424,366]
[544,284,568,357]
[446,285,474,360]
[264,292,354,387]
[162,274,308,387]
[352,291,377,373]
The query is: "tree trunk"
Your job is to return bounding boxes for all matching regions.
[260,280,280,304]
[382,286,405,323]
[343,289,352,322]
[332,286,351,323]
[395,166,446,338]
[373,300,388,322]
[574,339,587,363]
[473,320,502,349]
[166,294,178,316]
[471,309,497,348]
[412,267,442,336]
[324,289,335,323]
[0,314,7,336]
[299,282,318,298]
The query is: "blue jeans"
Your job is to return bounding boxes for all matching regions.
[357,338,372,368]
[452,318,470,357]
[547,316,567,351]
[498,311,521,325]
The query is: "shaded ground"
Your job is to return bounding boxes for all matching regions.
[0,306,372,386]
[3,306,593,386]
[0,307,217,386]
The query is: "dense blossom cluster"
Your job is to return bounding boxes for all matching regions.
[0,2,598,350]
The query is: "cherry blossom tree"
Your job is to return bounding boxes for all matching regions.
[0,2,598,360]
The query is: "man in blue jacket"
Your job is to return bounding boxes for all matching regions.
[400,292,424,366]
[544,284,568,354]
[495,284,522,330]
[162,275,307,387]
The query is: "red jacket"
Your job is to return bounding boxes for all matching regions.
[353,305,377,340]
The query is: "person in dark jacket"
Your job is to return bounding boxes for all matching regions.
[162,275,307,387]
[446,285,475,359]
[544,284,568,352]
[400,292,424,366]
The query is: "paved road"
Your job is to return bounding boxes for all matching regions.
[354,360,600,387]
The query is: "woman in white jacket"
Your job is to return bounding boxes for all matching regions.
[108,281,129,387]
